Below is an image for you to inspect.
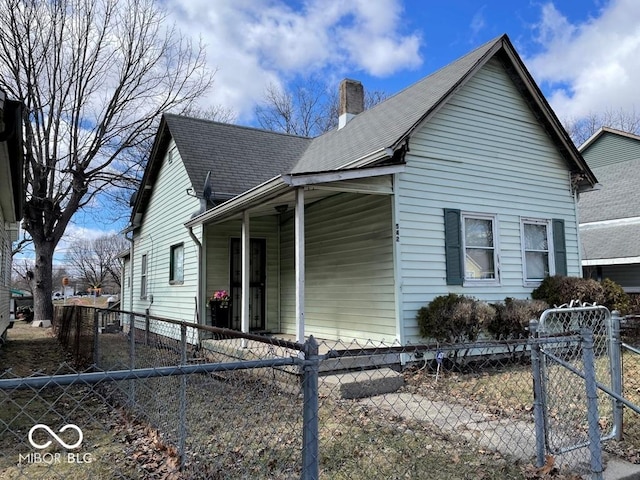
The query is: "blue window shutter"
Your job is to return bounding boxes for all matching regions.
[444,209,463,285]
[552,219,567,276]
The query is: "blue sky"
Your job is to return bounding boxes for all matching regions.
[35,0,640,265]
[165,0,639,124]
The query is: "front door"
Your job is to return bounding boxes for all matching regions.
[229,238,266,331]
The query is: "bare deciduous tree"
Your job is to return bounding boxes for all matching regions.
[182,104,237,124]
[564,107,640,146]
[0,0,214,321]
[255,77,388,137]
[65,234,129,294]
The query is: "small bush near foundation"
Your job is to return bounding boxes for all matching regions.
[531,275,630,314]
[417,294,495,343]
[601,278,631,315]
[487,298,549,340]
[531,275,605,307]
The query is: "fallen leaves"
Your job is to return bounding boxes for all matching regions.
[112,412,182,480]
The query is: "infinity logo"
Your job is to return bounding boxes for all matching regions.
[28,424,83,450]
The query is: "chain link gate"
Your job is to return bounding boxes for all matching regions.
[530,303,618,477]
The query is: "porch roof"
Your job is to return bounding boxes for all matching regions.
[184,163,404,227]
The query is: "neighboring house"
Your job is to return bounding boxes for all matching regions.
[123,34,597,345]
[578,127,640,293]
[0,91,24,341]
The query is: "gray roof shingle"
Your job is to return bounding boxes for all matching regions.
[291,35,501,173]
[164,115,312,197]
[133,33,596,222]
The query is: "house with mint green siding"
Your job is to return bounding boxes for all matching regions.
[124,34,597,345]
[579,127,640,293]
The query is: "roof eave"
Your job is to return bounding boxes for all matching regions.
[497,38,598,188]
[185,163,406,227]
[129,115,171,224]
[185,175,288,227]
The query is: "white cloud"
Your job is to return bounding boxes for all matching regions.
[527,0,640,121]
[470,6,486,37]
[164,0,422,120]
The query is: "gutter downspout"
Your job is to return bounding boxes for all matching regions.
[188,226,202,326]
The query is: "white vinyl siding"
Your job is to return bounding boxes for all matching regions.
[279,193,395,343]
[130,140,202,321]
[0,216,10,336]
[396,57,581,342]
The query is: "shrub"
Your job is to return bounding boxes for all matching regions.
[629,294,640,315]
[417,294,495,343]
[531,275,630,314]
[531,275,604,307]
[601,278,631,315]
[487,298,549,340]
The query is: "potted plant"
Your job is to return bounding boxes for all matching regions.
[209,290,230,329]
[210,289,230,307]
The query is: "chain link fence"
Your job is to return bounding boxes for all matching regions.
[2,305,640,478]
[618,313,640,454]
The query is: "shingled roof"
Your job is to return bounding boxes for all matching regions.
[164,115,311,197]
[292,35,501,173]
[134,33,597,225]
[131,116,311,222]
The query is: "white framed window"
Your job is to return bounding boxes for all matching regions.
[169,243,184,284]
[521,218,553,284]
[140,254,148,299]
[462,213,499,283]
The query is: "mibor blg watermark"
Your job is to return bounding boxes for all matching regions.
[19,423,93,465]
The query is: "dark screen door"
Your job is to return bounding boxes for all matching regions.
[230,238,266,331]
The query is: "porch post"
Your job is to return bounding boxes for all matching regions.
[241,210,250,335]
[295,188,305,342]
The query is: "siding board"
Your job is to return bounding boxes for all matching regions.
[129,142,202,325]
[280,192,396,342]
[397,57,581,343]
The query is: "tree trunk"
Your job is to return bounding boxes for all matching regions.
[30,241,55,323]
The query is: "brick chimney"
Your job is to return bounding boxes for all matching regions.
[338,79,364,129]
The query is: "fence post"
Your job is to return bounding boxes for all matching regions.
[301,336,319,480]
[93,309,100,366]
[129,312,136,407]
[582,327,604,479]
[529,320,547,468]
[145,309,150,346]
[179,323,187,467]
[610,310,624,441]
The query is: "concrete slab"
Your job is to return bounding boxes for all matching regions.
[31,320,51,328]
[359,392,640,479]
[320,368,404,399]
[603,457,640,480]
